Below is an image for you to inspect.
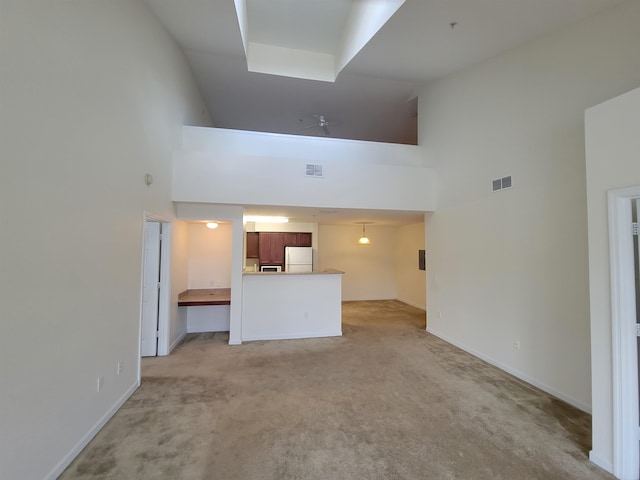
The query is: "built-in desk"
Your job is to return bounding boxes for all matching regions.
[178,288,231,306]
[178,288,231,332]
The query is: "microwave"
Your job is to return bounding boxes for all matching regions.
[260,265,282,272]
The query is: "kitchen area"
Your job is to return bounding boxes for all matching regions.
[171,125,430,348]
[242,224,343,341]
[173,202,426,348]
[245,230,313,272]
[177,216,343,344]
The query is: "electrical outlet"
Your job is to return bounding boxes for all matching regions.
[513,339,520,349]
[97,376,104,392]
[117,361,123,375]
[438,311,442,319]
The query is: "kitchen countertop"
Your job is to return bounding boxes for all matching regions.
[243,269,344,275]
[178,288,231,306]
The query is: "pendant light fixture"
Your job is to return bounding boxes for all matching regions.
[357,222,372,245]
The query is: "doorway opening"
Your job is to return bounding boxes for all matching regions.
[182,221,233,334]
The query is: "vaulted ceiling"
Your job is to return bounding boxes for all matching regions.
[143,0,623,145]
[143,0,625,225]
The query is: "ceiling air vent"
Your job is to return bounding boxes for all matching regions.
[492,175,512,192]
[305,164,323,178]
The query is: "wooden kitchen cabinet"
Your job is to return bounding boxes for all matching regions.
[284,232,297,246]
[258,233,272,264]
[253,232,313,266]
[258,232,285,265]
[246,232,259,258]
[284,232,312,247]
[296,232,312,247]
[270,234,285,265]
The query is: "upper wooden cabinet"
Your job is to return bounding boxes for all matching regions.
[284,232,312,247]
[246,232,259,258]
[258,232,285,265]
[284,232,297,246]
[248,232,312,265]
[296,232,312,247]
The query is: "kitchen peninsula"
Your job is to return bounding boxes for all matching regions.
[241,269,344,341]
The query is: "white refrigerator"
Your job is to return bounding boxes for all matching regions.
[285,246,313,272]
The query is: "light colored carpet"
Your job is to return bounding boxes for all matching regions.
[60,300,613,479]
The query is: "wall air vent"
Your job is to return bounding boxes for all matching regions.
[492,175,513,192]
[305,164,323,178]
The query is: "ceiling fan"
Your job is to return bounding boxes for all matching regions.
[302,114,334,136]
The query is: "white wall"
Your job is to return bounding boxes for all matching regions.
[395,222,426,310]
[421,0,640,418]
[173,127,436,212]
[0,1,211,479]
[187,223,233,289]
[182,125,427,167]
[317,222,426,307]
[242,273,343,340]
[170,221,190,349]
[186,305,230,333]
[247,222,317,233]
[585,86,640,472]
[317,224,398,301]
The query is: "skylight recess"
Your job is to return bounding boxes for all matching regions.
[235,0,406,82]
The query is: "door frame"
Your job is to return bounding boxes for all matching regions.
[608,185,640,479]
[138,213,172,380]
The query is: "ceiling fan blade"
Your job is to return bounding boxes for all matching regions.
[301,114,333,136]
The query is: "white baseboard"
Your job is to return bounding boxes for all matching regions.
[45,382,138,480]
[342,296,395,302]
[589,450,613,475]
[169,331,187,353]
[426,327,592,413]
[242,330,342,342]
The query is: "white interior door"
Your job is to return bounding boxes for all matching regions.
[141,221,161,357]
[608,187,640,479]
[635,198,640,475]
[635,199,640,323]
